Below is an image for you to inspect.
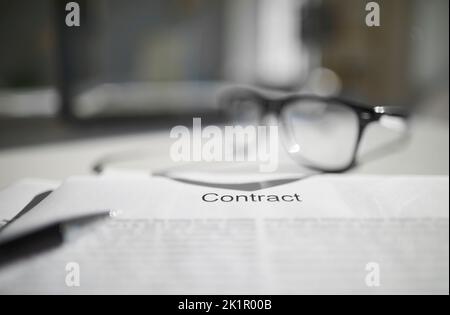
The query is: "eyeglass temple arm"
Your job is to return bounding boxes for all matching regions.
[370,105,413,134]
[373,105,411,119]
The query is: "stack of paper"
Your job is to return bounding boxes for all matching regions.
[0,174,448,294]
[0,179,59,228]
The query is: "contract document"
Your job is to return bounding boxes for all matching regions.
[0,175,448,294]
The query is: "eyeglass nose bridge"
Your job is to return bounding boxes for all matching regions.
[264,99,285,115]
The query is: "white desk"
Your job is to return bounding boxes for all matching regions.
[0,116,448,189]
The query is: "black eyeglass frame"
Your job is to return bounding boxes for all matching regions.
[219,87,411,173]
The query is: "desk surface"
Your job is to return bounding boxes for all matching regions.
[0,116,448,189]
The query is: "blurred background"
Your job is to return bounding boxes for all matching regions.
[0,0,448,185]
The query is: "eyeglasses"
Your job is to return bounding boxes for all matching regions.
[219,87,410,173]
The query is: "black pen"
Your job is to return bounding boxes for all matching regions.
[0,211,111,267]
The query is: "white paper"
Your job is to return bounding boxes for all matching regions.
[0,175,448,294]
[0,179,59,228]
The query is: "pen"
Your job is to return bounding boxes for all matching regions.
[0,211,111,267]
